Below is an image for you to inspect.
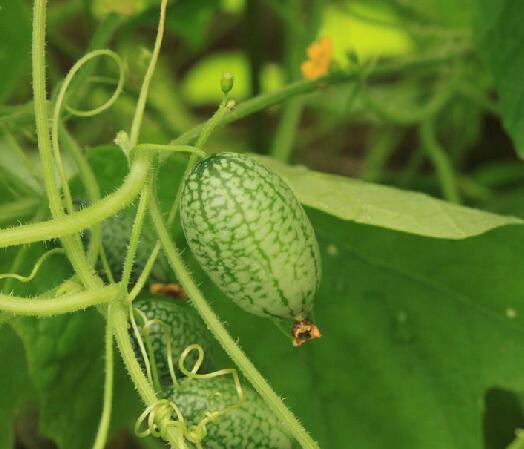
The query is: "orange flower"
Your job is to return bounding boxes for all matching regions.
[301,37,333,80]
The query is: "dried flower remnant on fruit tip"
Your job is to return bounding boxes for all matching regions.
[301,37,333,80]
[292,319,321,347]
[150,282,187,299]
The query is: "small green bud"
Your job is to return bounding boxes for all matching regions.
[221,72,234,95]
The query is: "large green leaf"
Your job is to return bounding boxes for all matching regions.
[197,210,524,449]
[473,0,524,157]
[258,156,522,239]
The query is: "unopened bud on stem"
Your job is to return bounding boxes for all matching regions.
[221,72,234,95]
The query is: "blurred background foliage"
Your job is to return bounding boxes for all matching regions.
[1,0,521,220]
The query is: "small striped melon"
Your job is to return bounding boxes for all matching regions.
[179,152,321,321]
[161,376,293,449]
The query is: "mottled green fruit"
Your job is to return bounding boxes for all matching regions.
[100,207,171,284]
[162,376,293,449]
[179,152,321,320]
[130,296,214,384]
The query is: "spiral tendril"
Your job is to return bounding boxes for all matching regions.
[51,49,125,214]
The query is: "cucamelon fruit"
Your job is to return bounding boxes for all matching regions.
[179,153,321,339]
[162,376,293,449]
[130,295,214,384]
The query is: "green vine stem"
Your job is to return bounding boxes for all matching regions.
[147,190,320,449]
[114,0,168,294]
[60,125,102,265]
[172,46,470,147]
[133,144,206,159]
[0,284,119,316]
[129,0,167,148]
[92,305,115,449]
[0,152,150,249]
[32,0,99,289]
[121,179,151,289]
[108,5,193,445]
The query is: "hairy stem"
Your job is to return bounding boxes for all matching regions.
[60,126,102,265]
[32,0,98,288]
[0,153,150,249]
[121,178,151,288]
[92,305,115,449]
[129,0,168,147]
[134,144,206,159]
[0,285,119,316]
